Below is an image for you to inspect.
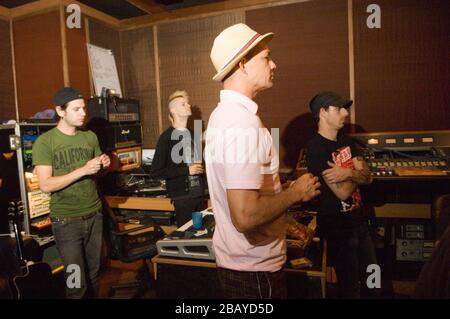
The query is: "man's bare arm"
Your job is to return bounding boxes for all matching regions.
[326,180,357,201]
[322,156,372,200]
[349,156,373,185]
[227,173,320,233]
[322,161,357,201]
[35,157,102,193]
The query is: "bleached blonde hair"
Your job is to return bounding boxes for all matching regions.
[168,90,189,120]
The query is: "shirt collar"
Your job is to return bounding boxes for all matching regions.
[220,90,258,114]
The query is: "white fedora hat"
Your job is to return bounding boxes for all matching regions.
[210,23,274,82]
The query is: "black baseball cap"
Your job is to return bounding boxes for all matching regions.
[53,87,83,106]
[309,91,352,117]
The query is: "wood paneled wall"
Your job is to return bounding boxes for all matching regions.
[353,0,450,132]
[140,0,448,168]
[157,12,244,133]
[0,19,15,122]
[120,26,159,147]
[247,0,350,168]
[66,14,90,99]
[6,0,449,170]
[13,10,64,119]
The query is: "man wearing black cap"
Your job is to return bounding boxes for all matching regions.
[305,91,377,298]
[32,87,110,298]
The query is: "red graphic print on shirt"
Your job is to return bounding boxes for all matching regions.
[332,146,362,213]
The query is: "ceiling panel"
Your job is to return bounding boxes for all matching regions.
[0,0,226,19]
[0,0,37,9]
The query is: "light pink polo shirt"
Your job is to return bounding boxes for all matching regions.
[205,90,286,272]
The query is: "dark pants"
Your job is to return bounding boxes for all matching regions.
[51,211,103,299]
[173,196,206,227]
[327,222,379,299]
[217,267,287,299]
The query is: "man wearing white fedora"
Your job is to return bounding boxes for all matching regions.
[205,23,321,298]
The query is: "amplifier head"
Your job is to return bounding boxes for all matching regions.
[108,146,142,172]
[87,97,140,124]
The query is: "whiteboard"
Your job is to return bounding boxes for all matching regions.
[87,43,123,97]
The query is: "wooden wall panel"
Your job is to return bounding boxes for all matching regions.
[120,26,158,147]
[13,10,64,119]
[66,14,90,99]
[157,12,244,135]
[354,0,450,132]
[88,19,123,94]
[246,0,350,169]
[0,20,16,122]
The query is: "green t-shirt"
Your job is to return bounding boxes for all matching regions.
[32,127,102,217]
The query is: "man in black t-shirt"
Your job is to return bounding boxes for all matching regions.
[306,91,378,298]
[150,90,206,227]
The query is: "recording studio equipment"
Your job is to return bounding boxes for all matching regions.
[14,123,56,169]
[156,210,215,261]
[107,207,165,258]
[395,220,435,262]
[86,95,143,171]
[295,130,450,211]
[99,169,166,197]
[87,96,140,124]
[2,123,55,246]
[351,131,449,267]
[89,122,143,151]
[112,209,175,227]
[349,130,450,179]
[295,130,450,277]
[1,125,20,235]
[296,130,450,180]
[109,146,142,172]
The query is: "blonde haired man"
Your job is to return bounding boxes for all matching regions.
[168,90,188,122]
[150,90,206,227]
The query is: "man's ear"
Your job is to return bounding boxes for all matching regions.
[318,108,328,121]
[238,58,247,74]
[55,106,65,118]
[168,103,176,118]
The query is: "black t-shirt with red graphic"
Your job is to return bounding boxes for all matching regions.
[306,132,364,239]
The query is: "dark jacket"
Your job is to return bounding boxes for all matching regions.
[150,127,203,199]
